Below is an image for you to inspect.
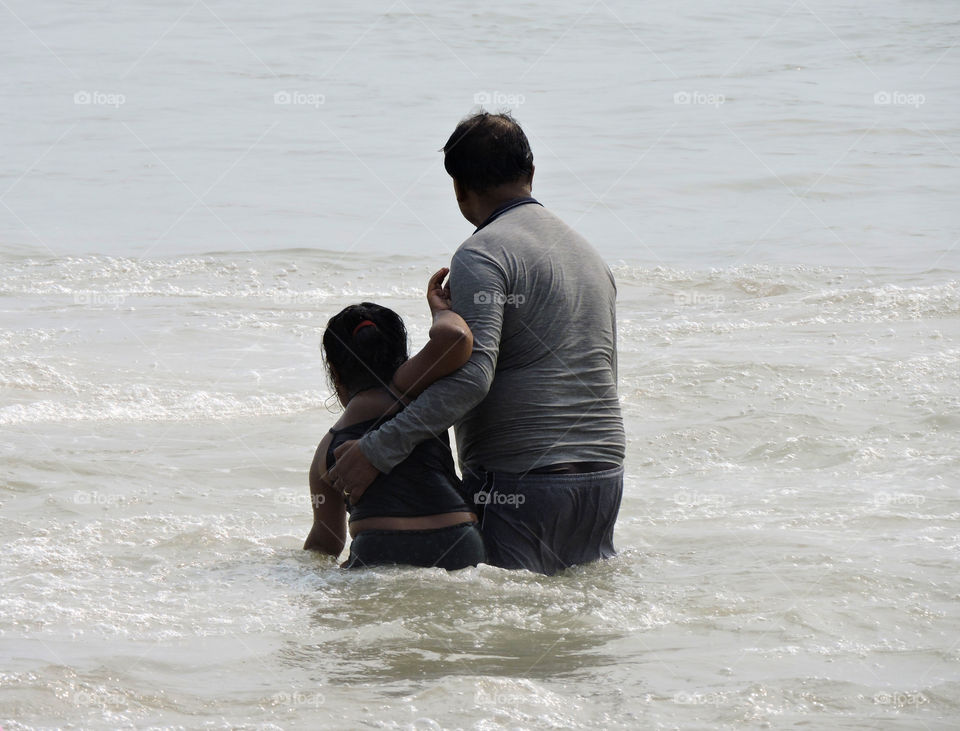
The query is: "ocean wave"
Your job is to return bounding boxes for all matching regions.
[0,383,329,425]
[0,253,431,300]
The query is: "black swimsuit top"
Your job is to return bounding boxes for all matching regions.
[326,410,471,523]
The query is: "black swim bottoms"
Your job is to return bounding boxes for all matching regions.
[343,521,486,571]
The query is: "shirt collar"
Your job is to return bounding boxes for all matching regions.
[473,196,541,233]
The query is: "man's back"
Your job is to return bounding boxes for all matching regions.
[451,202,626,473]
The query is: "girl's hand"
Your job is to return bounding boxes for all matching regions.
[427,267,452,313]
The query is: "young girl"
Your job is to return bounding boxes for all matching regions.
[304,268,485,570]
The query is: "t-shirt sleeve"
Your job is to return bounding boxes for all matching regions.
[359,243,507,473]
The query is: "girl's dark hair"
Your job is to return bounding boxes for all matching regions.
[442,112,534,194]
[322,302,408,396]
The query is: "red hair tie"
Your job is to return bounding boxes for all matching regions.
[352,319,376,336]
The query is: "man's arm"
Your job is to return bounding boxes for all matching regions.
[328,245,507,498]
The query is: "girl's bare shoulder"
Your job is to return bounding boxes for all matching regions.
[336,387,403,427]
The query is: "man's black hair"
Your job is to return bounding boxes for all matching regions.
[442,112,534,194]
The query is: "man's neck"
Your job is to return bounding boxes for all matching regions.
[471,187,533,228]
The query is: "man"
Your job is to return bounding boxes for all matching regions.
[329,112,626,575]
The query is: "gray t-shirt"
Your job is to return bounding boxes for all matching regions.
[360,202,626,475]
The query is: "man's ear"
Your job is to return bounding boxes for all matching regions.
[453,177,466,202]
[527,164,535,189]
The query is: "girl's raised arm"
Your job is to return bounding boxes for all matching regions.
[390,268,473,401]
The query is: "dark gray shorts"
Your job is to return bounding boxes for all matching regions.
[461,464,624,575]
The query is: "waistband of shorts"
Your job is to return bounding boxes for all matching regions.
[468,463,623,487]
[351,521,478,538]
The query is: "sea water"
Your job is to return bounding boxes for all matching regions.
[1,0,958,728]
